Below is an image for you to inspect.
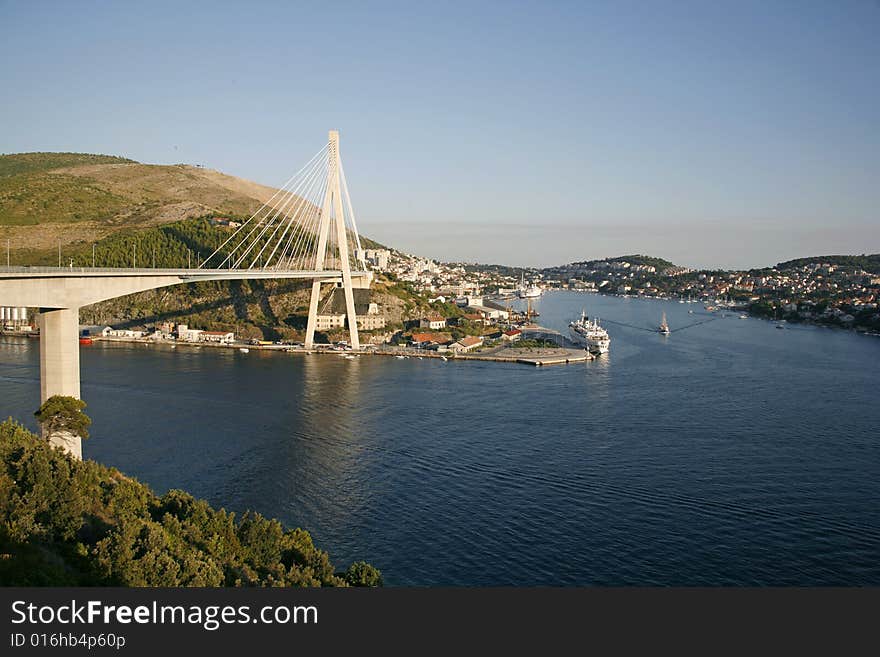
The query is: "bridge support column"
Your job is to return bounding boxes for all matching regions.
[38,307,82,460]
[304,280,323,349]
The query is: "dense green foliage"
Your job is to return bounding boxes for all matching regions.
[0,419,380,587]
[775,254,880,273]
[76,217,241,268]
[607,254,676,270]
[0,153,138,226]
[35,396,91,440]
[0,172,130,226]
[456,262,531,278]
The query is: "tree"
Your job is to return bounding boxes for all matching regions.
[343,561,383,587]
[34,396,91,440]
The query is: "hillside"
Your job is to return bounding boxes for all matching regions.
[0,152,281,261]
[0,418,380,586]
[775,254,880,273]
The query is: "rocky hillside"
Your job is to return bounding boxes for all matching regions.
[0,152,279,263]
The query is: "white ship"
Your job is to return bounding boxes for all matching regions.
[516,272,542,299]
[569,311,611,354]
[659,312,670,335]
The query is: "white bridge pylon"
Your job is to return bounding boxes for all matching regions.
[202,130,367,349]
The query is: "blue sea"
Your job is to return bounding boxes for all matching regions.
[1,291,878,585]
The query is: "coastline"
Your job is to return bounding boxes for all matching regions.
[0,332,596,367]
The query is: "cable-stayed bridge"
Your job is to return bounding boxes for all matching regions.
[0,131,370,458]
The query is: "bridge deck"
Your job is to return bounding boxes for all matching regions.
[0,267,371,281]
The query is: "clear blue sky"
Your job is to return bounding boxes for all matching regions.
[2,0,878,268]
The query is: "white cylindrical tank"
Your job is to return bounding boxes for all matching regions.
[0,307,7,321]
[11,307,19,321]
[19,307,27,322]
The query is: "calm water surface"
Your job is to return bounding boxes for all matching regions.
[1,292,878,585]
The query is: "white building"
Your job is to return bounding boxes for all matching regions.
[466,304,508,321]
[357,248,391,271]
[176,324,203,342]
[450,336,483,352]
[315,314,346,330]
[102,327,146,338]
[420,314,447,330]
[200,331,235,344]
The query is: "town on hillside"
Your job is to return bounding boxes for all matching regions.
[3,247,878,348]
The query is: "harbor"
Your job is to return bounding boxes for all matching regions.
[74,325,596,367]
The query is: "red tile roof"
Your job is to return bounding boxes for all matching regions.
[411,332,452,344]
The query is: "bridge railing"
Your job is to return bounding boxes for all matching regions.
[0,266,370,276]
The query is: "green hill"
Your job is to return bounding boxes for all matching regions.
[0,152,281,259]
[607,254,676,270]
[775,254,880,273]
[0,418,380,586]
[0,152,136,178]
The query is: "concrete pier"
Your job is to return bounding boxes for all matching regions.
[38,307,83,459]
[39,307,81,401]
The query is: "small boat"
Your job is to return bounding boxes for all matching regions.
[688,309,694,314]
[441,356,448,361]
[739,314,748,319]
[344,354,357,360]
[239,347,250,353]
[775,325,785,330]
[659,312,670,335]
[395,355,407,359]
[78,336,93,345]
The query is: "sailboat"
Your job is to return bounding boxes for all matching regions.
[659,312,670,335]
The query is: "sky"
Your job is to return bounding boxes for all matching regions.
[1,0,878,269]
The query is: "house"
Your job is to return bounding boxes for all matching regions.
[315,313,346,330]
[410,332,453,348]
[101,327,146,339]
[461,313,485,324]
[200,331,235,344]
[466,304,508,321]
[502,329,522,342]
[357,314,387,330]
[456,295,483,307]
[175,324,203,342]
[420,314,447,330]
[156,321,176,338]
[450,335,483,353]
